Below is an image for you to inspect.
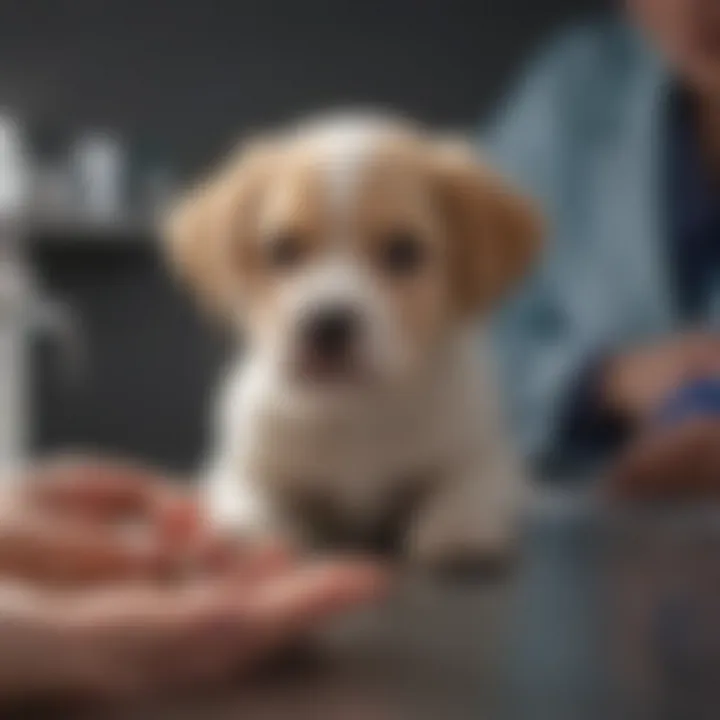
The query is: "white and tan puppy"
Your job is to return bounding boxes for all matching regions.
[165,113,542,567]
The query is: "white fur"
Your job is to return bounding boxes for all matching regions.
[304,116,378,215]
[206,330,524,562]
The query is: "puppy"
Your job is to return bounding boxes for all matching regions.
[164,113,542,567]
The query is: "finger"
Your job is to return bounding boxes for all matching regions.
[239,541,295,582]
[688,338,720,374]
[0,513,168,586]
[58,580,270,695]
[56,562,387,695]
[153,491,204,560]
[27,456,190,524]
[163,559,387,682]
[244,559,388,650]
[182,534,295,584]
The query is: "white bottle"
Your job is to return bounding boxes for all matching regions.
[72,132,124,219]
[0,114,28,217]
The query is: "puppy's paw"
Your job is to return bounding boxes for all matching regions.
[406,512,516,580]
[204,476,280,544]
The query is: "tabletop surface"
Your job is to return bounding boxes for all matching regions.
[39,491,720,720]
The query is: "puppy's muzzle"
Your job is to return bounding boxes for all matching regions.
[298,305,362,379]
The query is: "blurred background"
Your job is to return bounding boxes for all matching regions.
[6,4,720,716]
[0,0,606,473]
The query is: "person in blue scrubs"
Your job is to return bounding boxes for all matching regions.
[486,0,720,486]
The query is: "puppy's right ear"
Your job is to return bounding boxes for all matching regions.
[163,179,226,310]
[162,140,273,315]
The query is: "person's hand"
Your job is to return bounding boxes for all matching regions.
[0,456,204,586]
[608,418,720,501]
[0,554,386,701]
[602,333,720,424]
[0,456,388,701]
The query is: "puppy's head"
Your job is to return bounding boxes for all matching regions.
[165,114,542,392]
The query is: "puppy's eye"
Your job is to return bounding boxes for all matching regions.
[264,233,304,271]
[379,232,425,275]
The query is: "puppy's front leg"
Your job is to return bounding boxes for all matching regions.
[203,459,278,541]
[406,450,526,571]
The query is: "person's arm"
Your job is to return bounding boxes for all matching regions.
[481,26,630,470]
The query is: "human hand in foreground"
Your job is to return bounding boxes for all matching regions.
[0,458,387,701]
[0,555,384,701]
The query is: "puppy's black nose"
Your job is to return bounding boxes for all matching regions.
[304,307,359,359]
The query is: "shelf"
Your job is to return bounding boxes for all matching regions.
[0,208,156,243]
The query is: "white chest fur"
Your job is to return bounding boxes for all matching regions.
[203,330,523,561]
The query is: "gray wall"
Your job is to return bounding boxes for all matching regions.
[0,0,607,173]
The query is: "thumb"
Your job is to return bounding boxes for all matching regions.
[243,560,388,651]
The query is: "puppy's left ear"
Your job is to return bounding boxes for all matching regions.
[431,140,544,315]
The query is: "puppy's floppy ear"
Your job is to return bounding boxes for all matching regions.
[163,178,228,310]
[431,139,543,315]
[162,139,273,315]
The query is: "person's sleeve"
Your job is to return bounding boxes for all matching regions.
[481,26,627,471]
[558,357,629,459]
